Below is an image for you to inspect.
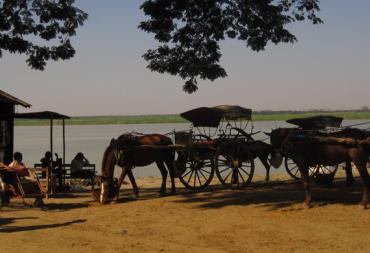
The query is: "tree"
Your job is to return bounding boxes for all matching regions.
[139,0,322,93]
[0,0,87,70]
[361,106,369,112]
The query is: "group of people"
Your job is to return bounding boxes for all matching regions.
[0,151,92,199]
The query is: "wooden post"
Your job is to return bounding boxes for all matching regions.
[62,118,66,187]
[50,117,53,195]
[63,119,65,165]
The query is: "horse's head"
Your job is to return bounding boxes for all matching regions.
[266,128,296,168]
[99,138,123,204]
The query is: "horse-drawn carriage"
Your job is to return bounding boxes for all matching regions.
[99,108,370,208]
[174,105,265,190]
[98,105,274,203]
[268,117,370,208]
[281,115,344,180]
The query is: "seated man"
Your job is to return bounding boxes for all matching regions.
[70,152,93,178]
[40,151,65,190]
[1,152,44,206]
[0,152,29,197]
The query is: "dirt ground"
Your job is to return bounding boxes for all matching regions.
[1,174,370,253]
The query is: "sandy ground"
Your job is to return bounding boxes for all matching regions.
[1,173,370,253]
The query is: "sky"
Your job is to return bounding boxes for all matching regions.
[1,0,370,116]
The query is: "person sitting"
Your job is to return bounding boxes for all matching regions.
[70,152,93,178]
[0,152,29,197]
[40,151,65,190]
[1,152,44,207]
[40,151,52,170]
[7,152,29,177]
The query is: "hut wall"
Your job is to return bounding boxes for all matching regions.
[0,102,14,163]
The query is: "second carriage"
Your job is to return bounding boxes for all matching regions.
[173,105,272,190]
[281,115,344,180]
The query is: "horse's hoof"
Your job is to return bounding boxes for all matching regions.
[359,203,368,210]
[304,202,313,209]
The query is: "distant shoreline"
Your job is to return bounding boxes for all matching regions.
[14,111,370,126]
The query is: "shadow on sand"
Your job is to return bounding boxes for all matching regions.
[112,177,365,210]
[0,218,86,233]
[169,177,365,210]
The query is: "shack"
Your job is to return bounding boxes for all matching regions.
[0,90,31,163]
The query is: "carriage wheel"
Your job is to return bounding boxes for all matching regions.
[215,141,255,189]
[314,164,338,175]
[284,158,336,180]
[284,157,316,180]
[178,157,214,190]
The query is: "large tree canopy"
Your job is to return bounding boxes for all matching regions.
[0,0,87,70]
[140,0,322,93]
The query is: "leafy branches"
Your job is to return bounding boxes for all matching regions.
[139,0,322,93]
[0,0,87,70]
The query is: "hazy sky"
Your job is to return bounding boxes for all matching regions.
[1,1,369,116]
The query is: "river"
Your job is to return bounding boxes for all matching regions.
[14,120,368,178]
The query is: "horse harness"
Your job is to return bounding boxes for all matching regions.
[110,133,142,167]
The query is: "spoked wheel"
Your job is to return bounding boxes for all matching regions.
[285,158,338,180]
[284,157,317,180]
[215,141,255,189]
[178,157,215,190]
[314,164,339,175]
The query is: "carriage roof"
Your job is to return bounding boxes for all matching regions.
[286,115,343,130]
[180,105,252,127]
[212,105,252,121]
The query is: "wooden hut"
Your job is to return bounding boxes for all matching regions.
[0,90,31,163]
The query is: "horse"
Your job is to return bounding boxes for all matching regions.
[248,140,275,181]
[269,128,370,208]
[98,133,176,204]
[267,127,370,186]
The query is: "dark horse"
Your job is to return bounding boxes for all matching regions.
[269,128,370,208]
[268,127,370,186]
[99,133,176,204]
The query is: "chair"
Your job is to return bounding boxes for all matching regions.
[14,169,46,207]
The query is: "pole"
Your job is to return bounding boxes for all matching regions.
[63,119,65,165]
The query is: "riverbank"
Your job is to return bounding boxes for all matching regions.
[14,111,370,126]
[1,175,370,253]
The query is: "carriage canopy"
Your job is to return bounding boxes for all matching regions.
[180,105,252,127]
[286,115,343,130]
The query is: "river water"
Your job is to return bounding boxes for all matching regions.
[14,120,367,178]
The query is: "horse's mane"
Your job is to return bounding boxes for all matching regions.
[101,144,113,178]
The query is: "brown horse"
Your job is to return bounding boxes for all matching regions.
[99,133,176,204]
[269,128,370,208]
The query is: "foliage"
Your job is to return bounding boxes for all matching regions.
[139,0,322,93]
[0,0,87,70]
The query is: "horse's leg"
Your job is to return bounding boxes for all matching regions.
[126,168,139,198]
[352,158,370,209]
[114,167,127,202]
[298,163,312,208]
[259,155,271,182]
[156,161,168,196]
[165,160,176,195]
[344,160,355,186]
